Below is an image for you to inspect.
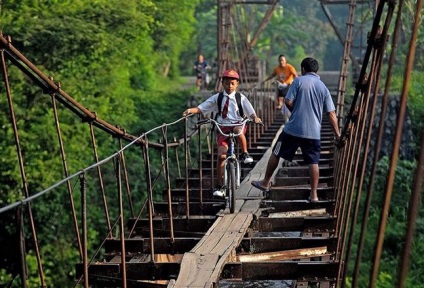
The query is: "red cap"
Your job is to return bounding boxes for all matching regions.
[222,69,240,80]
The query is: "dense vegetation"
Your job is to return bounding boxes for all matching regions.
[0,0,422,287]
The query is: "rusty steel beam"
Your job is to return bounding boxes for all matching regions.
[127,216,218,233]
[257,216,337,232]
[75,262,181,281]
[104,238,202,255]
[261,200,336,214]
[369,0,422,285]
[145,201,225,216]
[222,261,339,280]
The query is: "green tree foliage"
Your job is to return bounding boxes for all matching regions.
[151,0,199,78]
[389,72,424,153]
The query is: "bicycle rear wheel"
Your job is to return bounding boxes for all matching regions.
[226,162,237,213]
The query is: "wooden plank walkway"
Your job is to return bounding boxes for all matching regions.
[170,126,284,288]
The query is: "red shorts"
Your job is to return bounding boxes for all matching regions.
[216,125,247,147]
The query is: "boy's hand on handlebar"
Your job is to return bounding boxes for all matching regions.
[183,108,192,117]
[253,116,263,125]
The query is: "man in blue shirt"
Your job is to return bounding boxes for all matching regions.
[251,57,340,202]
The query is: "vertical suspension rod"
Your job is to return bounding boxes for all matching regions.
[0,50,46,287]
[51,92,83,259]
[89,122,112,235]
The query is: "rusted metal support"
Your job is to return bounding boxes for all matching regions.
[88,122,112,236]
[397,130,424,288]
[119,138,135,218]
[334,125,354,228]
[197,122,204,211]
[51,92,83,259]
[342,73,377,285]
[339,0,386,141]
[17,206,27,288]
[369,0,421,285]
[342,14,391,287]
[352,10,403,287]
[340,43,385,286]
[173,137,182,178]
[142,136,156,263]
[114,154,127,288]
[352,1,403,284]
[216,0,233,92]
[80,173,89,288]
[162,125,175,242]
[1,49,46,287]
[183,117,190,218]
[333,0,356,124]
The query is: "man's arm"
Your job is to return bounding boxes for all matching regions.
[284,98,294,112]
[327,110,341,139]
[263,71,276,83]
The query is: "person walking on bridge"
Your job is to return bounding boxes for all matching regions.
[193,54,210,90]
[183,69,262,198]
[252,57,340,202]
[263,54,298,112]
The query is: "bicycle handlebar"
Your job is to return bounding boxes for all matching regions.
[197,118,263,137]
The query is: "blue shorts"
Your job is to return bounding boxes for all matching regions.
[272,131,321,164]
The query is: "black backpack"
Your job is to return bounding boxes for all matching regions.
[217,92,244,118]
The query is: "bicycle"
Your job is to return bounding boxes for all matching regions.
[198,68,210,90]
[197,118,262,213]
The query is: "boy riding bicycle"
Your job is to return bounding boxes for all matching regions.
[183,69,262,197]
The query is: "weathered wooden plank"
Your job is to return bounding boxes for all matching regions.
[155,254,184,263]
[234,199,244,212]
[206,213,253,285]
[128,255,150,263]
[268,208,327,217]
[172,253,219,287]
[109,256,122,263]
[209,213,252,254]
[236,246,328,262]
[193,213,251,254]
[172,213,253,287]
[240,199,262,213]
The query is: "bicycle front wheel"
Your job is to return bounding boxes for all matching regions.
[226,162,237,213]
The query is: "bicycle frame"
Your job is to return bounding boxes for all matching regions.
[222,132,241,189]
[197,118,250,213]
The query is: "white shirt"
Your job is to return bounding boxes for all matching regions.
[197,91,255,124]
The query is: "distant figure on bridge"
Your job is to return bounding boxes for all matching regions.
[193,54,210,90]
[252,57,340,202]
[183,69,262,198]
[263,54,298,118]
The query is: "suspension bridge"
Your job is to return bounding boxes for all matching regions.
[0,0,423,287]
